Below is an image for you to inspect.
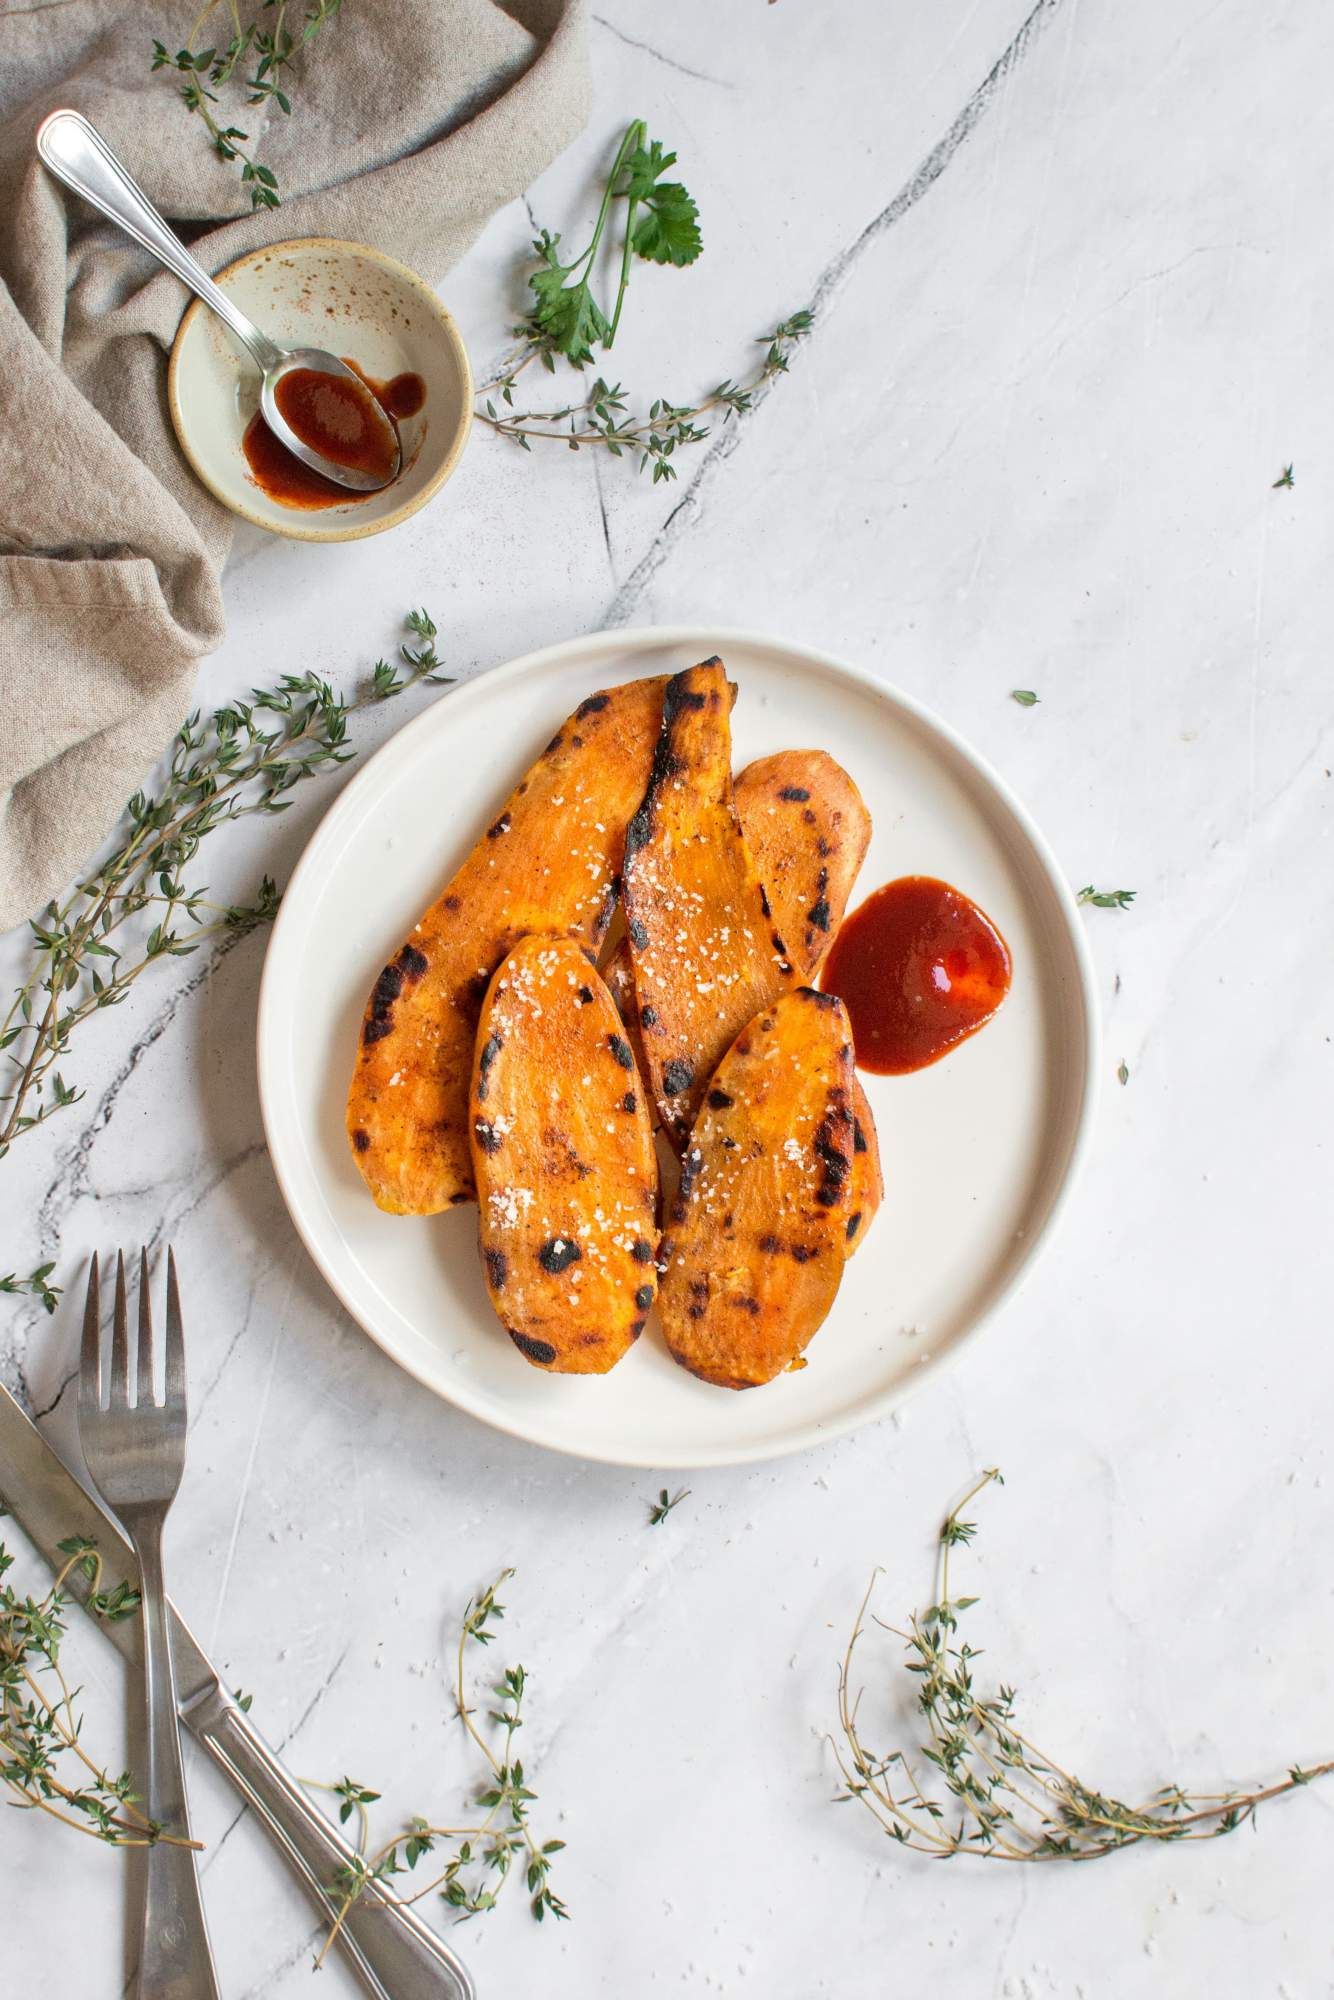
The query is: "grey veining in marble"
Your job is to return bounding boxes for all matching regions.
[3,2,1333,1994]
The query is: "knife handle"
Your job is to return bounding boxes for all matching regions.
[183,1684,476,2000]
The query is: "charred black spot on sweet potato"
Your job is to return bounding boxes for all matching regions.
[758,883,772,919]
[635,1284,655,1310]
[571,733,584,748]
[759,1232,781,1254]
[373,962,404,1012]
[476,1032,503,1101]
[628,919,649,950]
[351,1128,371,1153]
[707,1087,734,1110]
[678,1145,704,1203]
[510,1330,557,1366]
[595,882,617,934]
[449,1191,470,1206]
[778,785,811,802]
[686,1300,707,1321]
[576,693,611,719]
[486,812,511,840]
[363,1017,394,1046]
[798,987,841,1011]
[791,1243,815,1264]
[640,1004,658,1028]
[736,1296,762,1316]
[545,732,564,754]
[577,984,594,1005]
[398,944,429,982]
[473,1118,502,1155]
[484,1248,508,1290]
[817,837,833,858]
[771,931,788,956]
[632,1238,654,1263]
[630,1318,646,1339]
[854,1119,868,1155]
[537,1236,582,1274]
[443,893,462,911]
[620,1091,637,1113]
[663,676,708,722]
[662,1057,695,1097]
[608,1034,635,1070]
[846,1212,862,1241]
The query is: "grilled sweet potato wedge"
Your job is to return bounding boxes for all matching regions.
[733,750,871,976]
[469,936,659,1374]
[347,677,664,1214]
[606,741,882,1249]
[658,989,857,1389]
[622,660,798,1149]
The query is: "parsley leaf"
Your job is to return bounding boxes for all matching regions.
[623,141,702,267]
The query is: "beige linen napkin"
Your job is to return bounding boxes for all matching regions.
[0,0,588,934]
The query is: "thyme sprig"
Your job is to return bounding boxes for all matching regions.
[477,314,814,485]
[0,611,449,1163]
[311,1569,566,1961]
[0,1524,196,1848]
[833,1469,1332,1861]
[151,1,344,209]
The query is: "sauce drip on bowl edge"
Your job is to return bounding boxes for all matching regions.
[820,875,1012,1075]
[241,360,427,510]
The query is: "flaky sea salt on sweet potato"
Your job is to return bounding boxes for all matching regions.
[347,677,664,1215]
[621,659,798,1149]
[658,989,857,1389]
[469,936,659,1374]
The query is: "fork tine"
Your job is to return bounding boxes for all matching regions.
[164,1247,186,1414]
[79,1254,102,1413]
[110,1249,130,1408]
[138,1248,155,1406]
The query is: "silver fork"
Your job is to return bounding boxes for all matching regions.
[79,1251,221,2000]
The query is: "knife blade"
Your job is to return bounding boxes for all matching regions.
[0,1380,475,2000]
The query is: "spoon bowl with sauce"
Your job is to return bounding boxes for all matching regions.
[36,110,404,495]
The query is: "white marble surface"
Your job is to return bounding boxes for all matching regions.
[4,1,1334,1993]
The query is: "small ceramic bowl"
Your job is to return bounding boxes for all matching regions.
[168,237,472,543]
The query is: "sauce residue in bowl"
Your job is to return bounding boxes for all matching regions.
[821,875,1012,1075]
[241,361,427,510]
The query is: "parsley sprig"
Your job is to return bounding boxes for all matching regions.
[311,1569,566,1959]
[0,612,449,1164]
[476,121,811,482]
[834,1469,1332,1860]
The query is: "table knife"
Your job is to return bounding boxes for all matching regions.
[0,1381,475,2000]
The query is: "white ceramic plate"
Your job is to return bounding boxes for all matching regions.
[258,629,1098,1467]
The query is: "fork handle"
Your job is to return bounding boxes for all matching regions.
[183,1685,476,2000]
[134,1525,222,2000]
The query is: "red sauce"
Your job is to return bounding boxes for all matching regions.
[241,361,427,511]
[821,876,1012,1075]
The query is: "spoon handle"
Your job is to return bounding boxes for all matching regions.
[36,109,284,375]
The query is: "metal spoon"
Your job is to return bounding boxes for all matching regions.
[36,108,401,493]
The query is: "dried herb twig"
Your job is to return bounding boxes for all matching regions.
[0,611,449,1169]
[834,1469,1332,1860]
[310,1569,566,1960]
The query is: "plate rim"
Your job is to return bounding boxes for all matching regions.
[256,625,1101,1467]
